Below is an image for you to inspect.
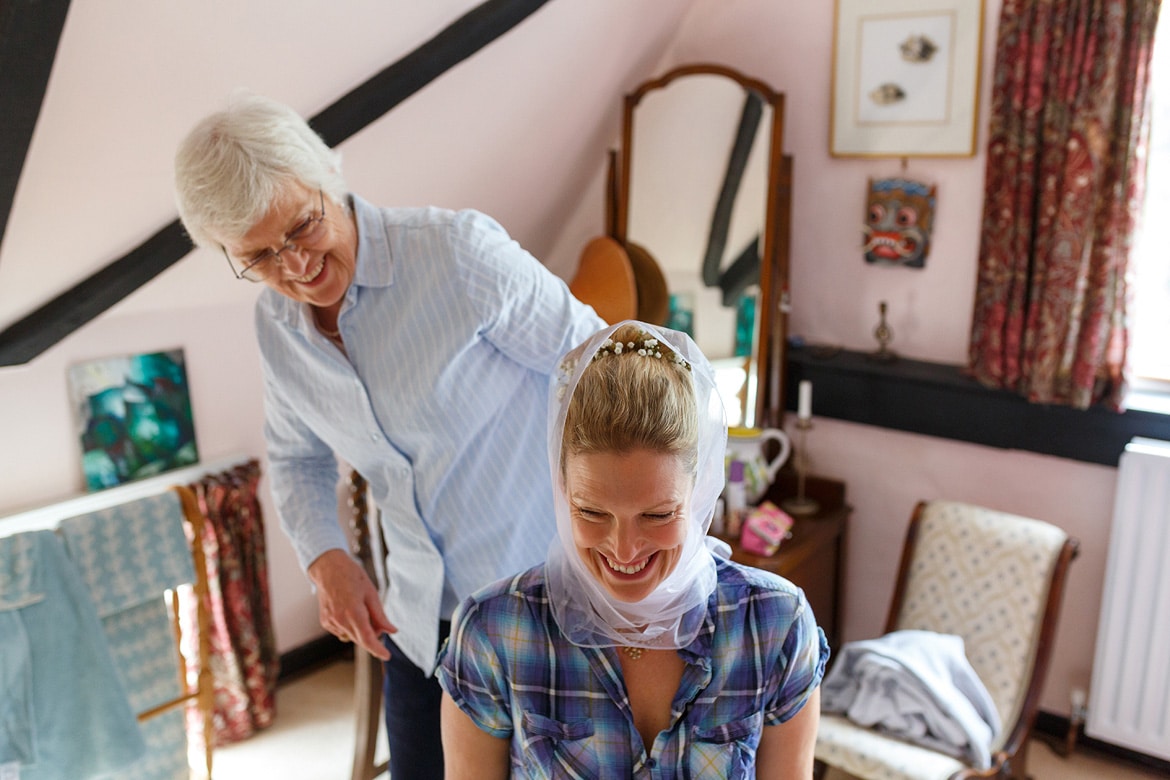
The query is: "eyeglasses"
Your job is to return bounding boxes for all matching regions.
[223,190,328,282]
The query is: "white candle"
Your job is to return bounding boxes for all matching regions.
[797,380,813,421]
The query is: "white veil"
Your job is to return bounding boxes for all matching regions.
[545,320,728,650]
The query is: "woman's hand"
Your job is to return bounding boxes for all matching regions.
[307,548,397,661]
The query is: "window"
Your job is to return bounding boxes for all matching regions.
[1130,9,1170,405]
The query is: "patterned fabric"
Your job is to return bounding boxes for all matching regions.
[814,501,1070,779]
[57,491,195,617]
[257,194,604,672]
[57,492,200,780]
[969,0,1161,409]
[103,600,185,713]
[181,460,278,750]
[0,531,146,779]
[436,557,828,779]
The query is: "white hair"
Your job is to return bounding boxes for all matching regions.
[173,92,348,248]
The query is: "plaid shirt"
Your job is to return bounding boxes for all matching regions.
[436,557,828,779]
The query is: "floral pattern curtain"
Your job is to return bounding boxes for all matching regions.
[181,459,278,753]
[968,0,1161,409]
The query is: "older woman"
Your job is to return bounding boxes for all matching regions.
[436,321,827,778]
[173,93,603,780]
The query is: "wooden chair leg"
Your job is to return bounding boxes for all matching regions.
[346,471,388,779]
[1010,739,1031,780]
[176,488,216,779]
[352,649,388,780]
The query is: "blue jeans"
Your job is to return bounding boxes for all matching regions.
[382,621,451,780]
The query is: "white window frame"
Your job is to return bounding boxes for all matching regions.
[1127,10,1170,412]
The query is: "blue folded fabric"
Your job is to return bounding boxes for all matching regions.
[0,530,146,779]
[118,709,191,780]
[0,611,36,767]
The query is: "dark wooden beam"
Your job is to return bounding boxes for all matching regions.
[0,0,72,259]
[309,0,552,148]
[0,222,193,365]
[0,0,553,367]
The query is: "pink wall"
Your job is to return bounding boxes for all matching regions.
[664,0,1118,718]
[0,301,327,649]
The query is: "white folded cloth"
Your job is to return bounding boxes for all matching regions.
[821,629,1001,769]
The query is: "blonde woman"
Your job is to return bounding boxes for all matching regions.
[437,321,826,778]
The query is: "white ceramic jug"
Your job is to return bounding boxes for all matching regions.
[726,427,792,504]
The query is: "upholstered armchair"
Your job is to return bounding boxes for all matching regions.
[814,500,1078,780]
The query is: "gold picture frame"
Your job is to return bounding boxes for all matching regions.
[831,0,984,157]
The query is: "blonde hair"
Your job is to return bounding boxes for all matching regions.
[562,324,698,474]
[174,92,348,248]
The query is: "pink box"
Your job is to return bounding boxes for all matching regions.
[739,502,794,557]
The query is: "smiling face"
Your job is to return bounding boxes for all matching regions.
[220,180,358,313]
[565,448,692,603]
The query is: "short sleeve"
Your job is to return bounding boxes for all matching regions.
[434,596,514,739]
[763,592,830,725]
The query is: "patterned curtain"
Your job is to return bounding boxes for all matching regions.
[181,459,279,753]
[968,0,1161,409]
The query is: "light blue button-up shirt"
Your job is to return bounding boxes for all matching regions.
[255,194,603,671]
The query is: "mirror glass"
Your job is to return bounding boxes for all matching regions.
[618,65,787,429]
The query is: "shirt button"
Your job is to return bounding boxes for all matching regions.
[370,433,379,442]
[646,758,656,768]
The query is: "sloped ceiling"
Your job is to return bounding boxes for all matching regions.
[0,0,697,365]
[0,0,553,365]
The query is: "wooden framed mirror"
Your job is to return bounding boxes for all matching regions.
[615,63,791,429]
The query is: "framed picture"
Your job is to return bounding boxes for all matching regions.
[67,348,199,491]
[831,0,984,157]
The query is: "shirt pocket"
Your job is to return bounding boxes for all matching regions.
[688,711,762,779]
[518,711,598,780]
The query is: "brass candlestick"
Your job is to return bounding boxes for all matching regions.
[781,418,820,516]
[870,300,898,362]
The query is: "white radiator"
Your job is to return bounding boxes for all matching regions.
[1087,437,1170,761]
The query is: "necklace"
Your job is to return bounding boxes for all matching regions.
[621,646,645,661]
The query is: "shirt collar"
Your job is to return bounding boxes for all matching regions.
[679,597,717,666]
[349,192,395,289]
